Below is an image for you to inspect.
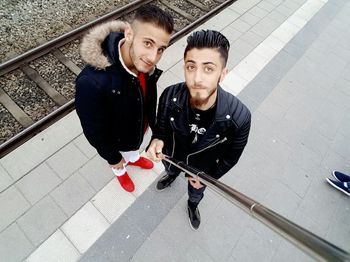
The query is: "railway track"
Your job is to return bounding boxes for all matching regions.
[0,0,236,157]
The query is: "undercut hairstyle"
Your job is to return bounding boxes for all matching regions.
[134,5,174,34]
[184,30,230,66]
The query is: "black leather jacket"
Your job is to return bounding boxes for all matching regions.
[152,83,251,179]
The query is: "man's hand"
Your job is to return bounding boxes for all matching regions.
[110,158,126,170]
[147,138,164,162]
[188,177,204,189]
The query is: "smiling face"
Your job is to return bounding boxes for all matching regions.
[184,48,228,109]
[124,21,171,74]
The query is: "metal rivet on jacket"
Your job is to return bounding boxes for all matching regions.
[170,117,174,121]
[173,98,177,102]
[226,115,231,119]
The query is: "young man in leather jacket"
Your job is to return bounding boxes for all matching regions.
[75,5,173,192]
[147,30,251,230]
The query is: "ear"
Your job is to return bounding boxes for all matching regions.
[124,23,133,43]
[219,67,228,82]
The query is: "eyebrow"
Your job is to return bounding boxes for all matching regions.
[143,37,167,49]
[185,60,217,66]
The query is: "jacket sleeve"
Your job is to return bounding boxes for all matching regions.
[212,112,251,179]
[151,88,170,142]
[75,74,122,165]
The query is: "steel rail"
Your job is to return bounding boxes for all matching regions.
[170,0,237,45]
[0,100,76,157]
[163,156,350,262]
[0,0,237,158]
[0,0,153,76]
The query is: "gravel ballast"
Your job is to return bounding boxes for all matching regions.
[0,0,134,63]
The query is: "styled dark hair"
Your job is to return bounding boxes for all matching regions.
[184,30,230,65]
[134,4,174,34]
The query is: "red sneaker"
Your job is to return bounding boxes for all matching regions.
[116,172,135,192]
[128,156,154,169]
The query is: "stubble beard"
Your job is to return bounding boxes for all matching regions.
[127,41,139,73]
[189,87,217,109]
[129,42,154,74]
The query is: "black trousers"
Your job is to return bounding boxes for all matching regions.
[163,160,206,206]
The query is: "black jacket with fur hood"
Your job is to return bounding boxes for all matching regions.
[75,21,162,165]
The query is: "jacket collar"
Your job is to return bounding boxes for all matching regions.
[171,84,233,122]
[79,20,162,80]
[118,39,137,77]
[170,84,234,145]
[105,34,162,82]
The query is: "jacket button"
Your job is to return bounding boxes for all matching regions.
[112,90,115,93]
[117,91,121,95]
[216,134,220,138]
[170,117,174,121]
[173,98,177,102]
[137,98,140,101]
[226,115,231,119]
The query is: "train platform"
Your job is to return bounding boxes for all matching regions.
[1,0,350,261]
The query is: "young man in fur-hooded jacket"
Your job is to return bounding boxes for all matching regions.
[75,5,173,192]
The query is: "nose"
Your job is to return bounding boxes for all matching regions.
[147,48,158,65]
[194,70,203,84]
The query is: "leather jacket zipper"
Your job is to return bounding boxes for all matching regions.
[171,132,176,158]
[186,137,227,164]
[168,132,176,169]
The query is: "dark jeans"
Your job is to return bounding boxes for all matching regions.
[163,160,206,206]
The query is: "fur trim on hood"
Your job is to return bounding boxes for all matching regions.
[80,21,127,69]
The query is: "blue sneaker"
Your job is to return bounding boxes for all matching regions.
[332,170,350,183]
[326,178,350,196]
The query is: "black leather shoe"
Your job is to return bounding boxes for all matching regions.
[187,204,200,230]
[156,173,177,191]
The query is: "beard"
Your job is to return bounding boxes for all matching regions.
[128,42,139,71]
[189,86,217,108]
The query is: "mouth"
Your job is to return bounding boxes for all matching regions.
[141,58,153,67]
[191,86,205,90]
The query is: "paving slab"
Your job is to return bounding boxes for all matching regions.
[131,232,183,262]
[0,223,34,262]
[16,163,61,205]
[26,230,80,262]
[0,112,81,181]
[0,164,13,193]
[72,135,97,159]
[50,172,95,217]
[90,179,136,224]
[61,202,109,254]
[16,196,67,246]
[229,227,277,262]
[0,186,30,232]
[77,155,114,192]
[46,143,89,180]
